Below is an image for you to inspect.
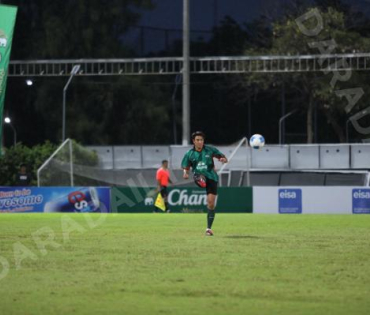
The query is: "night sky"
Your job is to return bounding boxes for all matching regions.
[124,0,292,54]
[137,0,370,30]
[138,0,273,30]
[126,0,370,54]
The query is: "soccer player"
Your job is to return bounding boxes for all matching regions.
[181,131,228,236]
[155,160,172,213]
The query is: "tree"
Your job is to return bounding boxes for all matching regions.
[242,6,370,143]
[0,141,57,186]
[0,140,99,186]
[2,1,177,146]
[4,0,154,59]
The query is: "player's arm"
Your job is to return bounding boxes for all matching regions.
[182,169,190,179]
[181,153,191,179]
[156,172,162,191]
[212,147,228,163]
[156,180,162,191]
[219,156,228,163]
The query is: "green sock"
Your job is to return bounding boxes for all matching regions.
[207,209,215,229]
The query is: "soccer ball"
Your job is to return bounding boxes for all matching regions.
[249,134,265,149]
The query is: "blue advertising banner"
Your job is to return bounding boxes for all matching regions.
[278,189,302,214]
[0,187,111,213]
[352,189,370,214]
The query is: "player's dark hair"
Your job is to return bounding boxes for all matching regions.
[162,160,168,164]
[191,131,205,140]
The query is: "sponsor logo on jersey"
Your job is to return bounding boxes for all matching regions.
[195,161,207,171]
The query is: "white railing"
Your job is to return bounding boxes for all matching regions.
[9,53,370,76]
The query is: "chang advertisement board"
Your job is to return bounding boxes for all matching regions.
[112,187,252,213]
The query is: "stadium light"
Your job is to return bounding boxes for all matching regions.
[62,64,80,142]
[4,116,17,146]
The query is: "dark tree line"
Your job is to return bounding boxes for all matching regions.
[2,0,370,147]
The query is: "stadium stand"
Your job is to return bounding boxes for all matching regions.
[320,145,350,169]
[169,145,192,170]
[142,146,170,168]
[324,173,367,186]
[351,144,370,169]
[250,146,289,169]
[290,145,319,169]
[242,172,281,186]
[114,146,142,169]
[83,143,370,187]
[280,172,325,186]
[87,146,114,169]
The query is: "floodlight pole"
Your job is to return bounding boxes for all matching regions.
[62,65,80,142]
[172,74,182,144]
[279,109,297,145]
[346,119,351,143]
[182,0,190,145]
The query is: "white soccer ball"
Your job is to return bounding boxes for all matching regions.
[249,134,265,149]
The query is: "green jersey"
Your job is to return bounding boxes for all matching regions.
[181,145,226,182]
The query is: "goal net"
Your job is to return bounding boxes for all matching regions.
[37,139,101,186]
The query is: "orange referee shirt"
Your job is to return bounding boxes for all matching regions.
[156,168,170,187]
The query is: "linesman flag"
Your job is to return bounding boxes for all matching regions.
[155,193,166,212]
[0,5,17,154]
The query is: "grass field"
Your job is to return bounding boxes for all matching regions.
[0,213,369,315]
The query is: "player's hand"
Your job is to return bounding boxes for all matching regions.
[183,172,189,179]
[219,157,228,164]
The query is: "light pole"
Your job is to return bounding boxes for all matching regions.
[4,117,17,146]
[346,119,351,143]
[182,0,190,145]
[172,74,182,144]
[279,109,298,145]
[62,64,80,142]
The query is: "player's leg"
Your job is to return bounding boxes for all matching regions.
[205,179,218,236]
[207,193,216,228]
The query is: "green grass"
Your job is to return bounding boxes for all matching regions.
[0,213,369,315]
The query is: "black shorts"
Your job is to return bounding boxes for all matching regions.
[206,178,218,195]
[160,186,168,198]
